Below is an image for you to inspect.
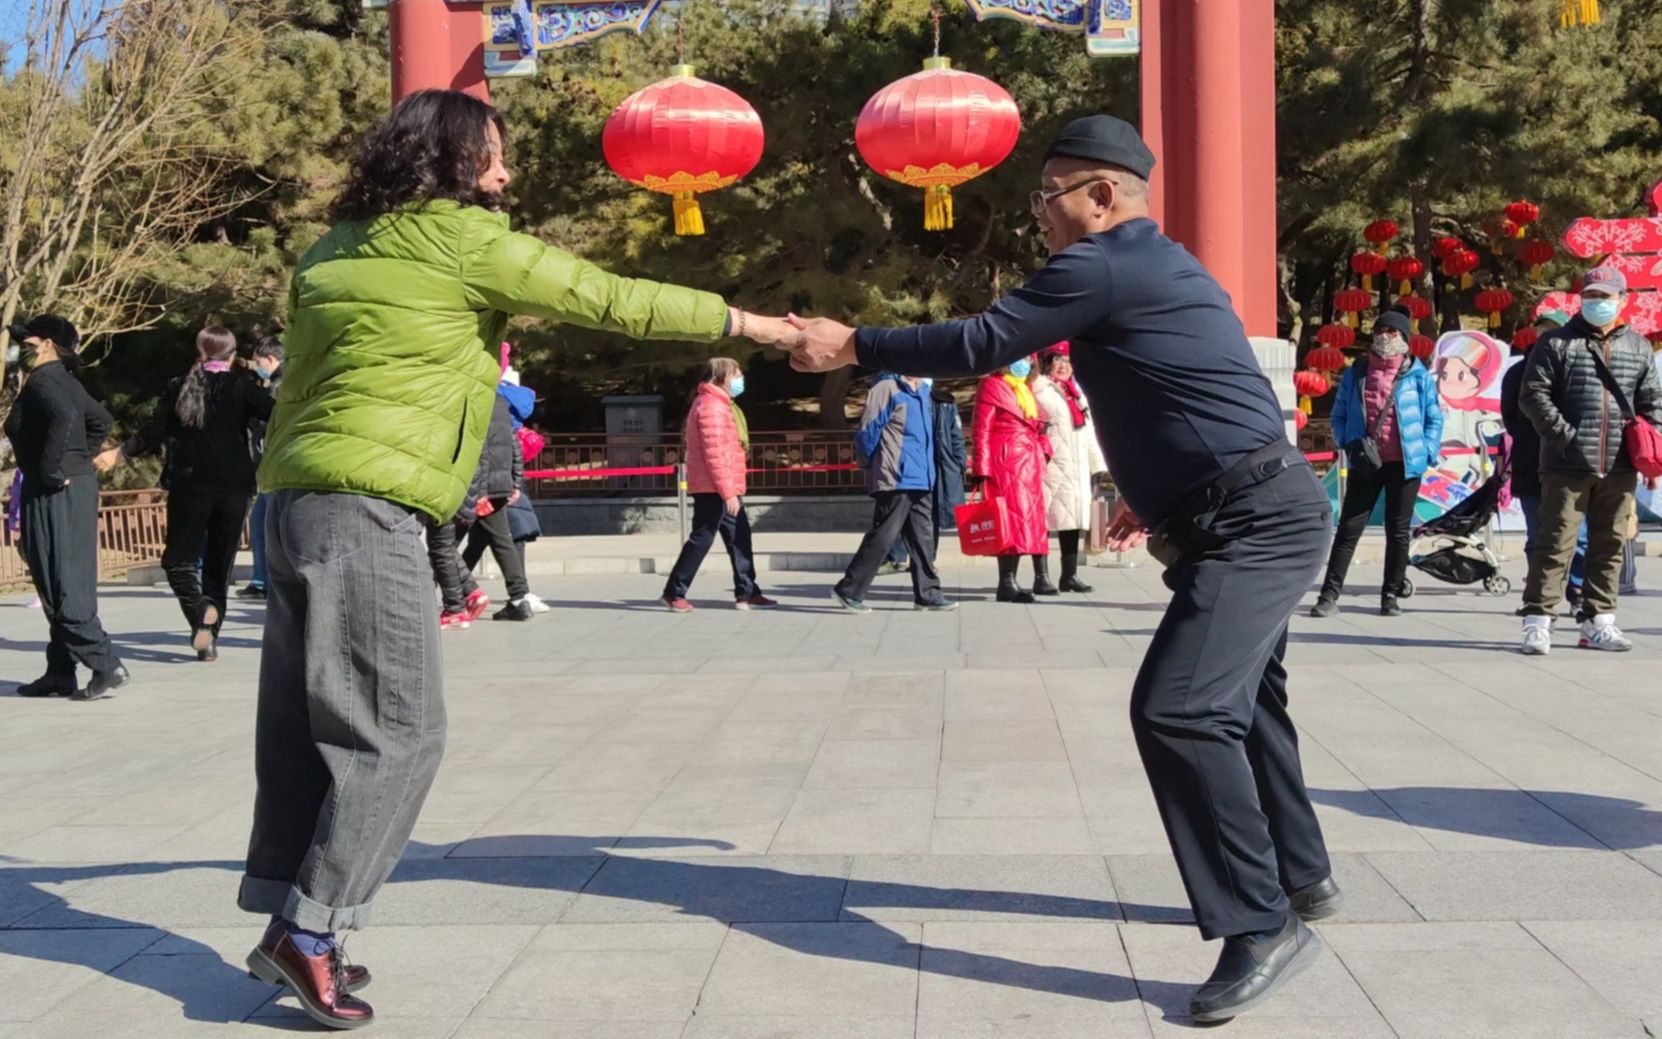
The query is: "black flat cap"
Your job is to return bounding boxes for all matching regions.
[1044,115,1156,180]
[6,314,79,353]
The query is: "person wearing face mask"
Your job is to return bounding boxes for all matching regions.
[237,338,284,602]
[879,377,967,574]
[1031,343,1110,594]
[1519,266,1662,655]
[780,115,1341,1023]
[663,357,776,613]
[970,357,1054,602]
[3,314,127,700]
[1311,312,1443,618]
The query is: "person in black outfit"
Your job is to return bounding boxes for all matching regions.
[4,315,128,700]
[783,116,1336,1023]
[459,394,533,621]
[96,326,274,661]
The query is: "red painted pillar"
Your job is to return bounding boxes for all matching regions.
[390,0,489,104]
[1139,0,1278,337]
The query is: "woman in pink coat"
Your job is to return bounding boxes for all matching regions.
[662,357,776,613]
[972,356,1053,603]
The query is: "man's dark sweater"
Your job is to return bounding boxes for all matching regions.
[3,361,112,493]
[855,217,1288,528]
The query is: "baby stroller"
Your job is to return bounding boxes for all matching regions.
[1404,449,1512,598]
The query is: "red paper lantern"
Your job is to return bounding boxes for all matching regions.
[1333,288,1374,328]
[1295,409,1310,432]
[856,57,1021,231]
[1307,341,1349,370]
[1512,326,1539,351]
[1504,200,1541,235]
[1350,251,1388,292]
[1476,287,1515,329]
[1387,256,1424,295]
[1396,294,1433,321]
[1363,219,1399,245]
[603,65,766,236]
[1431,236,1466,260]
[1442,248,1480,289]
[1520,239,1555,282]
[1410,335,1436,361]
[1293,369,1330,398]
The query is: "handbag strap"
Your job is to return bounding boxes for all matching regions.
[1364,359,1413,439]
[1584,340,1637,422]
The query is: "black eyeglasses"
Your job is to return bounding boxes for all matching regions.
[1030,176,1113,217]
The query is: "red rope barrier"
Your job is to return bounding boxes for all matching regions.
[524,466,677,480]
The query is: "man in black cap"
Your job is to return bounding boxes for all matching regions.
[3,315,128,700]
[783,114,1336,1023]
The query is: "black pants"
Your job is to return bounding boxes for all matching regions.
[1318,461,1420,600]
[462,502,529,601]
[162,489,249,636]
[838,490,941,603]
[1132,463,1333,940]
[427,518,470,614]
[664,493,759,600]
[21,480,120,678]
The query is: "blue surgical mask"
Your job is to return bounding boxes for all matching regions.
[1581,297,1621,328]
[727,376,746,398]
[919,378,933,392]
[1007,359,1033,379]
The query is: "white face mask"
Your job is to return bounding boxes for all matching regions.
[1371,333,1408,358]
[4,344,18,366]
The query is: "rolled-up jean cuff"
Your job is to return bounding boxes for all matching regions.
[238,875,373,932]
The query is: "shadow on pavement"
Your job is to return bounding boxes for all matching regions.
[1309,786,1662,850]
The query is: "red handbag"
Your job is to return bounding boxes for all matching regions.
[955,491,1014,556]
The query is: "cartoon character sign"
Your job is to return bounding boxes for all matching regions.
[1420,330,1508,510]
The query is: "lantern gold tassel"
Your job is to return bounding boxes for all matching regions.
[672,192,705,236]
[924,185,954,231]
[1530,264,1544,282]
[1489,312,1502,329]
[1561,0,1600,25]
[1461,273,1473,290]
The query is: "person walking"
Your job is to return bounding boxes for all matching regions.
[239,89,795,1029]
[4,315,127,700]
[238,337,285,602]
[971,359,1052,602]
[832,373,957,612]
[662,358,776,613]
[783,114,1339,1023]
[457,392,534,621]
[1031,343,1108,594]
[1310,312,1443,617]
[1519,266,1662,654]
[882,379,967,572]
[96,327,274,661]
[499,363,550,613]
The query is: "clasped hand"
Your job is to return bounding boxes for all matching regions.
[727,307,858,372]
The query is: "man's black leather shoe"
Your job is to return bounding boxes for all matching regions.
[17,673,75,698]
[1288,875,1344,921]
[1189,914,1321,1024]
[74,665,130,702]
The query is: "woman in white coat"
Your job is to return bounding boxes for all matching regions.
[1031,343,1108,594]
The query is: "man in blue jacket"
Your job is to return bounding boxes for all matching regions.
[832,374,958,613]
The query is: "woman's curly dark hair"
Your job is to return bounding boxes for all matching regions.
[329,89,508,224]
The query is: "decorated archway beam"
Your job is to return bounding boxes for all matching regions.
[1542,175,1662,337]
[482,0,663,78]
[964,0,1142,57]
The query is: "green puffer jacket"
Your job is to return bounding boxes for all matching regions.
[260,200,729,520]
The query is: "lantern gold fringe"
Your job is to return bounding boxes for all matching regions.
[1461,273,1473,290]
[1530,264,1544,282]
[1561,0,1600,25]
[1361,274,1374,293]
[673,193,705,236]
[1489,312,1503,329]
[1399,278,1412,295]
[1298,395,1313,416]
[924,185,955,231]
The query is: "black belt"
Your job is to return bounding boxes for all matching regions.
[1148,441,1308,566]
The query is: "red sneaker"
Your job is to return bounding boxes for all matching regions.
[663,596,694,614]
[463,589,491,623]
[439,611,471,631]
[246,927,374,1029]
[735,593,778,610]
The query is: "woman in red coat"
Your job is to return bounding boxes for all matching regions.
[972,357,1053,603]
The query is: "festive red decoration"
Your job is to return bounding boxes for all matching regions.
[1475,287,1515,329]
[1409,335,1436,361]
[1505,201,1541,235]
[1350,250,1388,292]
[1333,287,1374,328]
[1294,409,1310,432]
[603,65,766,236]
[856,57,1021,231]
[1519,239,1555,282]
[1307,342,1349,370]
[1363,219,1399,245]
[1387,256,1424,296]
[1293,369,1330,398]
[1442,248,1480,289]
[1431,236,1466,260]
[1511,326,1539,351]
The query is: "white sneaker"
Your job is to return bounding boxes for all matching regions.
[524,593,552,614]
[1579,614,1632,652]
[1521,616,1553,656]
[25,595,40,609]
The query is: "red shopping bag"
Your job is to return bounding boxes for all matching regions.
[955,494,1014,557]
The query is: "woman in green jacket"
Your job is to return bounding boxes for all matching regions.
[238,89,793,1029]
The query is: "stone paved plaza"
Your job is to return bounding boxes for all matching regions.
[2,555,1660,1038]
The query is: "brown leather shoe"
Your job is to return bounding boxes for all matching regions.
[250,920,371,993]
[246,929,374,1029]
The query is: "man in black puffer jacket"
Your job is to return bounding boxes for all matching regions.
[1519,266,1662,654]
